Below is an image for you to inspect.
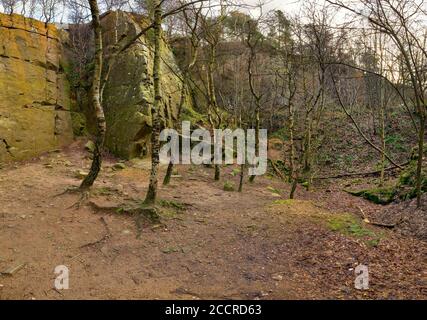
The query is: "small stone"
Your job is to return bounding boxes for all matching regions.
[272,274,283,281]
[100,246,109,255]
[122,230,131,235]
[64,160,73,167]
[113,163,126,170]
[74,170,88,179]
[84,141,96,153]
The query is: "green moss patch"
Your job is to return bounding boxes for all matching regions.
[158,199,186,211]
[71,112,87,136]
[348,146,426,204]
[348,186,396,205]
[224,181,235,192]
[267,186,281,195]
[327,214,382,246]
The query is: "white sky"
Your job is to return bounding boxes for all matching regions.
[242,0,329,19]
[253,0,306,13]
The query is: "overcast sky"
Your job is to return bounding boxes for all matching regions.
[253,0,305,12]
[242,0,329,18]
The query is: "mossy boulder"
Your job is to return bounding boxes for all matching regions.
[99,11,196,159]
[349,186,396,205]
[224,181,235,192]
[84,140,96,153]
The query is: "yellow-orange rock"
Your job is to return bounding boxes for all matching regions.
[0,13,73,162]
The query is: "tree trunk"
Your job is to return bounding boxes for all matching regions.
[163,79,187,186]
[80,0,105,190]
[238,164,244,192]
[145,0,162,204]
[416,114,426,207]
[207,45,221,181]
[379,92,386,187]
[163,161,174,186]
[248,105,259,183]
[290,178,298,199]
[288,101,295,183]
[303,115,312,190]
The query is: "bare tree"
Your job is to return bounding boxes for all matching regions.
[80,0,106,192]
[144,0,163,204]
[244,12,264,183]
[1,0,19,14]
[327,0,427,206]
[163,1,203,185]
[199,0,227,181]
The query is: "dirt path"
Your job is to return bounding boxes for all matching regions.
[0,141,426,299]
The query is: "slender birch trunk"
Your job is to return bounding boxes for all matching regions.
[80,0,105,190]
[207,45,221,180]
[416,113,426,207]
[144,0,162,204]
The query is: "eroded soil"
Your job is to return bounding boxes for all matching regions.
[0,141,426,299]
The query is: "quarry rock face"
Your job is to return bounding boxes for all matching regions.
[100,11,190,159]
[0,13,73,163]
[0,11,191,163]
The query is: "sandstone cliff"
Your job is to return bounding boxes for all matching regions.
[0,11,194,163]
[0,13,73,163]
[100,11,192,159]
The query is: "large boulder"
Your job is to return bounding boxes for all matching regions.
[100,11,193,159]
[0,13,73,162]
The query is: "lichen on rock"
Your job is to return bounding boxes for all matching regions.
[100,11,194,159]
[0,13,73,163]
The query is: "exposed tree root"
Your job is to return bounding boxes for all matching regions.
[87,200,164,238]
[66,190,90,210]
[79,216,111,249]
[53,186,81,198]
[134,206,162,239]
[53,186,91,210]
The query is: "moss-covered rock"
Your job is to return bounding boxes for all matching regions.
[348,187,396,205]
[223,181,235,192]
[349,146,426,204]
[99,11,196,159]
[84,140,96,153]
[71,112,87,137]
